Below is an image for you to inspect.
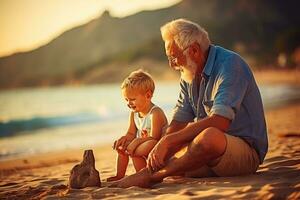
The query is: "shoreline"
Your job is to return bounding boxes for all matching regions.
[0,68,299,92]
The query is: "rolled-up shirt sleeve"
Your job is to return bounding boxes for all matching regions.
[172,79,195,122]
[210,58,249,120]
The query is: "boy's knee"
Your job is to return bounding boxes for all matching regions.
[134,139,157,156]
[117,150,128,157]
[143,139,157,147]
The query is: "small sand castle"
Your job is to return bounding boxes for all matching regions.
[69,149,101,189]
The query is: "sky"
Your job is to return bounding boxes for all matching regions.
[0,0,181,57]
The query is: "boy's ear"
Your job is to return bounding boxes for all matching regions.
[145,90,152,99]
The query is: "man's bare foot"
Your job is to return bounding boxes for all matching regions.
[108,168,162,188]
[107,175,124,182]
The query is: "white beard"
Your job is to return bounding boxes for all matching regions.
[180,54,197,83]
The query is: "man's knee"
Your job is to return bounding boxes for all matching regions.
[189,127,227,158]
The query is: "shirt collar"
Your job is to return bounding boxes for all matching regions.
[202,44,216,78]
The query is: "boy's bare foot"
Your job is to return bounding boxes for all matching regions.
[108,168,162,188]
[107,175,124,182]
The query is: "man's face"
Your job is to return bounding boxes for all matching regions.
[165,41,197,83]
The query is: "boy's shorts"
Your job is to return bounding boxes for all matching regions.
[185,134,260,177]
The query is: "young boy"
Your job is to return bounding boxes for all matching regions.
[107,69,168,182]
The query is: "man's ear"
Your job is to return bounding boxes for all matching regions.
[189,42,202,60]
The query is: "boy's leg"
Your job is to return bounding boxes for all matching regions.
[134,139,157,157]
[132,157,147,172]
[109,127,226,188]
[107,152,129,181]
[131,140,157,172]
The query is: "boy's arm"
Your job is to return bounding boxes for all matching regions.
[114,112,137,150]
[127,107,167,155]
[127,107,167,147]
[150,107,168,140]
[125,111,137,140]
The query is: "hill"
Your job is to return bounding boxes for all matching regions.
[0,0,299,89]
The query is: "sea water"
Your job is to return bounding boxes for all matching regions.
[0,82,299,161]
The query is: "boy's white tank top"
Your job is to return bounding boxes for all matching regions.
[134,105,158,138]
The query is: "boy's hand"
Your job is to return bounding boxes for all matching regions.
[116,147,127,155]
[141,129,148,138]
[113,136,131,151]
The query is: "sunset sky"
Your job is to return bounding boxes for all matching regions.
[0,0,180,57]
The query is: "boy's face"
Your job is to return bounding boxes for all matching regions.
[122,88,151,113]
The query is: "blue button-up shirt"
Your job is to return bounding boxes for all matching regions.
[173,45,268,163]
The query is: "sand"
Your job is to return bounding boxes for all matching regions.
[1,69,300,200]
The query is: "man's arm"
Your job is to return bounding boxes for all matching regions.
[166,114,230,147]
[163,120,189,153]
[147,114,230,171]
[165,120,188,135]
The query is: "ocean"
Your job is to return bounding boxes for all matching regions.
[0,82,299,161]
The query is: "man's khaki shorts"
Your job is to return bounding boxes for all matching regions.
[185,134,260,177]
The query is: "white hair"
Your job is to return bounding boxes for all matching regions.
[160,18,211,52]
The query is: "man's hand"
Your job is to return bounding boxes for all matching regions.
[147,135,170,172]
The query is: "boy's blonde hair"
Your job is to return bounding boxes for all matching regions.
[121,69,155,94]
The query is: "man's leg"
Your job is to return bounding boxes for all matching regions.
[152,127,226,179]
[170,132,260,178]
[109,127,226,188]
[211,134,260,176]
[171,143,216,178]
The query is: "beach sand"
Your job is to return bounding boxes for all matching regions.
[0,70,300,200]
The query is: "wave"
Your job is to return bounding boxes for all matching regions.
[0,112,126,138]
[1,88,299,139]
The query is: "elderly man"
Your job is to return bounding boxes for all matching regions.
[110,18,268,188]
